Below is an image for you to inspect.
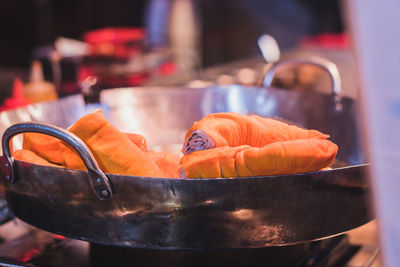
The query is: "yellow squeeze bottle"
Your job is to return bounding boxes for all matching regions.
[24,61,58,103]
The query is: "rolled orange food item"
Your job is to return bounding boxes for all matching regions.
[146,151,181,178]
[181,112,338,178]
[67,109,164,177]
[180,145,251,178]
[235,138,338,177]
[13,149,61,168]
[183,112,327,154]
[181,139,338,178]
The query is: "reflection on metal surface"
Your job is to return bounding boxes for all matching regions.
[217,74,234,85]
[233,209,254,220]
[226,85,249,114]
[202,199,215,205]
[188,80,214,88]
[250,225,282,246]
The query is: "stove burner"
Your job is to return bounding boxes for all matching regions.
[90,243,309,267]
[0,218,378,267]
[88,235,358,267]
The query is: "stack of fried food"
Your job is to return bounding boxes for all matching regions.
[13,110,338,178]
[14,110,180,178]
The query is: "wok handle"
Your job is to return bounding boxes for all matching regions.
[262,56,342,97]
[1,122,113,200]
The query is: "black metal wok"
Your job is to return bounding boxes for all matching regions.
[0,57,372,250]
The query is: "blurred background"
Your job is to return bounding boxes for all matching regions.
[0,0,350,108]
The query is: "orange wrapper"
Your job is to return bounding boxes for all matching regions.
[13,149,60,168]
[67,110,163,177]
[146,151,181,178]
[183,112,327,154]
[181,112,338,178]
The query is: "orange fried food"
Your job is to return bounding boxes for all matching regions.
[146,151,181,178]
[181,145,251,178]
[23,132,85,169]
[181,139,337,178]
[183,112,327,154]
[22,110,163,177]
[67,110,163,177]
[234,138,338,177]
[125,132,147,151]
[23,131,147,170]
[13,149,60,168]
[181,112,338,178]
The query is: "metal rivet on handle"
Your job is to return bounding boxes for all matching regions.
[96,178,102,185]
[4,163,8,167]
[101,190,108,197]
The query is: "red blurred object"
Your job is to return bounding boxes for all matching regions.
[299,33,350,50]
[95,72,150,87]
[158,61,177,76]
[52,234,66,240]
[78,66,95,82]
[60,82,80,95]
[19,249,40,263]
[84,27,146,45]
[0,78,31,111]
[83,27,146,58]
[80,27,176,89]
[127,73,149,85]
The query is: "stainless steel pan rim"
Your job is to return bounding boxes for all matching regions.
[12,158,370,182]
[107,164,370,183]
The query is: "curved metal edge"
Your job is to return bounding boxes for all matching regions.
[8,158,370,183]
[1,122,113,200]
[107,163,371,183]
[262,57,343,110]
